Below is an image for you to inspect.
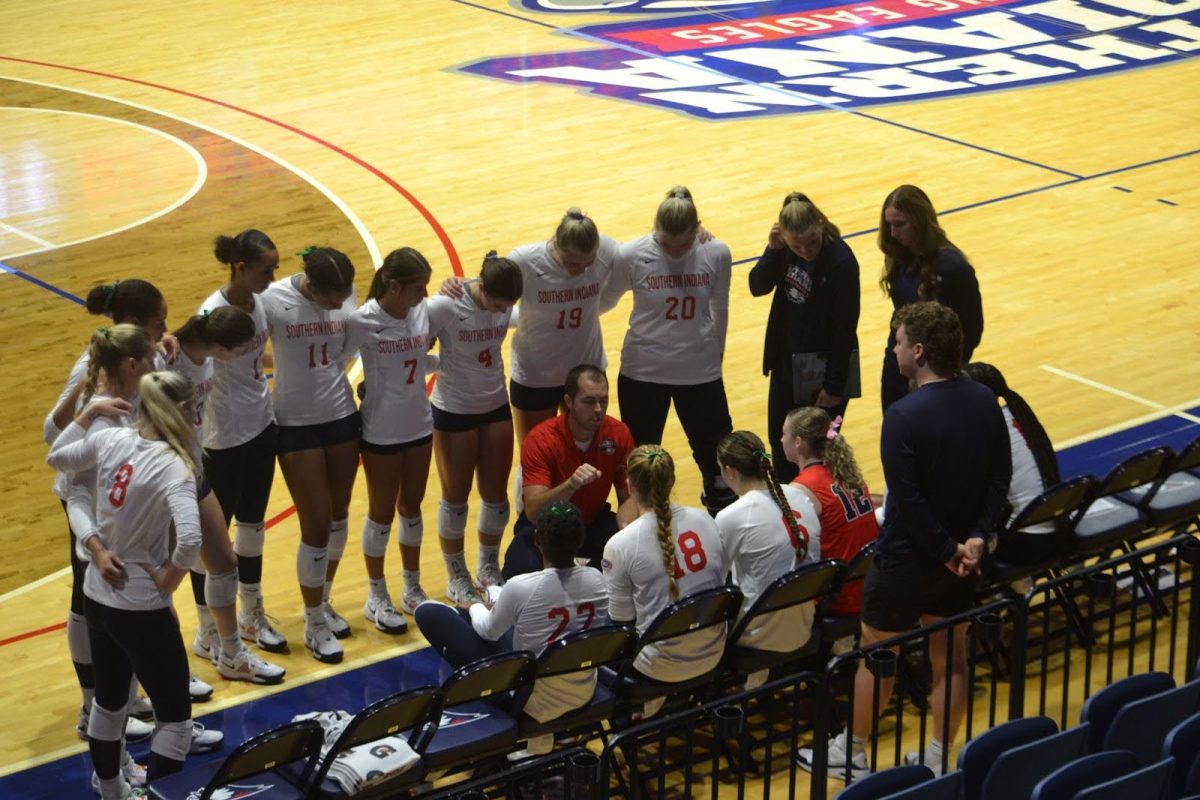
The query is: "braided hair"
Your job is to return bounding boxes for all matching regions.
[717,431,807,560]
[626,445,680,599]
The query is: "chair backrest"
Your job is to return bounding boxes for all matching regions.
[1073,756,1174,800]
[836,764,934,799]
[440,650,539,708]
[1079,671,1175,754]
[980,722,1090,800]
[958,715,1058,800]
[1030,750,1141,800]
[880,770,965,800]
[637,584,743,649]
[1163,712,1200,799]
[1106,678,1200,764]
[996,476,1097,565]
[1174,435,1200,474]
[819,541,876,619]
[535,624,637,679]
[1090,447,1174,501]
[1011,477,1097,531]
[202,719,325,797]
[727,560,842,646]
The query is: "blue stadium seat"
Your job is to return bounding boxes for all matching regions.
[1079,671,1175,754]
[835,764,934,799]
[1104,677,1200,765]
[956,715,1059,800]
[1163,712,1200,799]
[977,723,1090,800]
[1030,750,1141,800]
[149,718,324,800]
[1072,756,1173,800]
[880,770,964,800]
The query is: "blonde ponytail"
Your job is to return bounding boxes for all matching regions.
[83,324,154,405]
[627,445,680,599]
[137,371,198,474]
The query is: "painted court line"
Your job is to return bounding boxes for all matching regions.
[0,219,54,249]
[1041,364,1200,424]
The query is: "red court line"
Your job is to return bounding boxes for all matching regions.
[0,622,67,648]
[0,55,463,277]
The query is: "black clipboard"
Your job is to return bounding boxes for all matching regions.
[791,349,861,405]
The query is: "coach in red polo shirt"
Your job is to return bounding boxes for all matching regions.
[502,364,635,579]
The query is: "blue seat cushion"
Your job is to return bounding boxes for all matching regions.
[421,701,519,770]
[149,764,305,800]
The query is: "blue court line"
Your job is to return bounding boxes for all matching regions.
[450,0,557,29]
[0,261,84,306]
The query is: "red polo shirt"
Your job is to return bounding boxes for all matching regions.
[521,414,634,523]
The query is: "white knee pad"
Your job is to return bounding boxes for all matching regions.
[88,702,127,743]
[233,522,265,558]
[151,719,192,762]
[479,501,510,537]
[361,518,392,558]
[438,500,468,542]
[398,515,423,548]
[67,611,92,664]
[327,518,349,562]
[297,542,328,589]
[204,568,238,609]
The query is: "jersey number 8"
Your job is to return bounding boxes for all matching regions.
[108,463,135,508]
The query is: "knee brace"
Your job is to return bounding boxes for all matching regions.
[87,702,127,743]
[327,518,349,562]
[151,719,192,762]
[204,568,238,609]
[438,500,468,542]
[361,518,392,558]
[67,611,92,665]
[478,501,510,538]
[297,542,329,589]
[398,515,423,548]
[233,522,265,558]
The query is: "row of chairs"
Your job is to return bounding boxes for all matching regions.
[838,669,1200,800]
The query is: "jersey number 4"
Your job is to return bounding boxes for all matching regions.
[672,530,708,578]
[547,602,596,644]
[108,463,134,508]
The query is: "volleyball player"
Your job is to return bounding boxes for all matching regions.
[427,252,522,604]
[201,230,286,653]
[601,186,735,516]
[346,247,435,627]
[47,371,206,797]
[714,431,822,686]
[261,246,360,663]
[601,445,726,717]
[170,308,285,684]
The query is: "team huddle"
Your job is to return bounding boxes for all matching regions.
[47,184,1023,796]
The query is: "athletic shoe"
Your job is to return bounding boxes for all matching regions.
[400,584,430,615]
[217,646,286,685]
[905,749,945,777]
[363,595,408,634]
[304,619,344,664]
[796,731,869,783]
[90,751,146,795]
[447,574,481,607]
[89,776,140,800]
[189,721,224,754]
[189,673,213,703]
[191,621,219,665]
[238,601,288,653]
[323,601,351,639]
[128,695,154,721]
[476,562,505,589]
[124,715,153,743]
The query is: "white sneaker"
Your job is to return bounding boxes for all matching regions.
[189,673,213,703]
[797,731,869,783]
[363,594,408,634]
[238,601,288,652]
[89,775,137,799]
[76,704,89,740]
[129,695,154,721]
[124,715,153,743]
[305,619,344,664]
[90,751,146,795]
[400,584,429,615]
[189,721,224,754]
[217,646,286,685]
[905,748,946,777]
[323,601,351,639]
[191,621,219,665]
[447,574,481,607]
[477,562,505,589]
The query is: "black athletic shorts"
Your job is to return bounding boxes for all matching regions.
[509,379,564,413]
[276,412,362,454]
[360,433,433,456]
[861,551,978,633]
[431,402,511,433]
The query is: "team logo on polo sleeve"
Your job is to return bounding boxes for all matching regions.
[599,438,618,454]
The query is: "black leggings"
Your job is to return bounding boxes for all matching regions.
[64,503,87,616]
[767,360,850,485]
[617,374,732,487]
[203,422,277,526]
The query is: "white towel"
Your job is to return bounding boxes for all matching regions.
[292,710,420,795]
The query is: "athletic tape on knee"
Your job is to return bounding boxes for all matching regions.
[87,702,127,742]
[327,518,349,562]
[151,719,192,762]
[361,518,392,558]
[479,501,510,537]
[233,522,265,558]
[67,611,92,665]
[398,515,423,548]
[297,542,329,588]
[204,568,238,609]
[438,500,468,542]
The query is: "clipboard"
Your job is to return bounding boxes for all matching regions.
[791,349,861,405]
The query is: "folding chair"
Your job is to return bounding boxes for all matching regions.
[1030,750,1141,800]
[1079,671,1175,755]
[1163,712,1200,800]
[977,722,1090,800]
[1120,435,1200,536]
[149,719,324,800]
[956,715,1058,800]
[815,542,877,659]
[836,764,933,799]
[992,477,1096,574]
[1072,447,1172,557]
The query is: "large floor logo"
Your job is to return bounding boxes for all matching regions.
[465,0,1200,118]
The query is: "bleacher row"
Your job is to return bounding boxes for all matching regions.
[146,433,1200,799]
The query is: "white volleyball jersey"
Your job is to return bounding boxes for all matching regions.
[63,394,131,545]
[46,350,91,499]
[507,236,619,389]
[1006,407,1053,533]
[48,423,201,611]
[261,275,357,426]
[199,290,273,449]
[469,565,608,722]
[346,299,434,445]
[427,286,513,415]
[602,504,726,682]
[606,234,731,385]
[716,486,822,652]
[167,350,214,440]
